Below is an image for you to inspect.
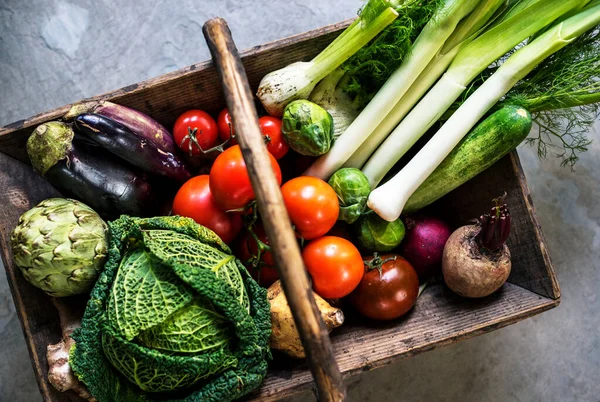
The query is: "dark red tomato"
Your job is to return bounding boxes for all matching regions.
[281,176,339,240]
[173,110,218,156]
[259,116,289,159]
[303,236,363,299]
[350,254,419,321]
[172,175,242,244]
[217,108,237,145]
[237,225,279,287]
[209,145,282,212]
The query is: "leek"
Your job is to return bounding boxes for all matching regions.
[344,0,508,169]
[303,0,481,179]
[362,0,585,187]
[256,4,398,116]
[368,0,600,222]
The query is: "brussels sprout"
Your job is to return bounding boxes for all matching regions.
[328,168,371,224]
[356,213,405,252]
[11,198,108,297]
[282,100,334,156]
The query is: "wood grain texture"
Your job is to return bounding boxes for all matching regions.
[0,17,559,402]
[245,282,558,401]
[0,153,80,402]
[202,18,346,402]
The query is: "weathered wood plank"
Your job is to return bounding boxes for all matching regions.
[245,282,557,401]
[0,20,353,165]
[0,152,79,402]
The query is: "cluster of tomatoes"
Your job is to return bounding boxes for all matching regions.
[170,108,419,321]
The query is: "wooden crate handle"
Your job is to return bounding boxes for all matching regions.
[202,17,347,402]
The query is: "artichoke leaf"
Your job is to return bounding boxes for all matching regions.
[107,248,194,340]
[143,230,250,314]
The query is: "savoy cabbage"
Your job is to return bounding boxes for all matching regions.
[70,216,272,401]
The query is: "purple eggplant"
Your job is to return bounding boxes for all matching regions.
[64,100,176,153]
[26,121,162,219]
[74,113,191,182]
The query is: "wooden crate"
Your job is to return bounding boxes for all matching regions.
[0,19,559,402]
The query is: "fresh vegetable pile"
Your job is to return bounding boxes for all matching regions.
[9,0,600,401]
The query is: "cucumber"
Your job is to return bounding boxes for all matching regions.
[404,105,533,213]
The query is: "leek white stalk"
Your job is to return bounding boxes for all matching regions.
[309,69,360,140]
[344,0,507,169]
[368,0,600,222]
[303,0,481,179]
[256,7,398,116]
[362,0,584,187]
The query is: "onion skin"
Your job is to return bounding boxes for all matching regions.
[442,225,511,298]
[400,216,451,280]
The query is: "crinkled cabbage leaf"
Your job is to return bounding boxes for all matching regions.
[70,216,271,402]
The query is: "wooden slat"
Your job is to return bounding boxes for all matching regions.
[0,20,353,165]
[0,152,79,402]
[246,282,557,401]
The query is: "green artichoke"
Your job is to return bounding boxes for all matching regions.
[282,99,334,156]
[11,198,108,297]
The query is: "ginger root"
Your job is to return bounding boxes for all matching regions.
[47,297,97,401]
[268,280,344,358]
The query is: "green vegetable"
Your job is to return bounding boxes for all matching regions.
[445,11,600,167]
[356,213,405,252]
[256,1,398,116]
[282,100,335,156]
[328,168,371,224]
[404,105,533,213]
[343,0,445,107]
[305,0,482,179]
[345,0,508,169]
[361,0,582,187]
[10,198,107,297]
[369,2,600,221]
[70,216,271,401]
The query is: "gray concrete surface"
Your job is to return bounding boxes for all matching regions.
[0,1,598,401]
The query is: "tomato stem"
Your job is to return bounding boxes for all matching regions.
[365,252,397,278]
[182,125,234,156]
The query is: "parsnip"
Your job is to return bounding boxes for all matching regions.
[268,280,344,358]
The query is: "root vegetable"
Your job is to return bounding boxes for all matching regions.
[442,197,511,298]
[47,298,96,401]
[267,280,344,359]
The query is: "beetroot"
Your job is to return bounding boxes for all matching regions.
[400,216,451,280]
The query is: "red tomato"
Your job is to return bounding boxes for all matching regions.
[173,110,218,156]
[350,254,419,320]
[217,108,237,145]
[209,145,282,212]
[172,175,242,243]
[259,116,289,159]
[237,225,279,287]
[281,176,339,240]
[303,236,363,299]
